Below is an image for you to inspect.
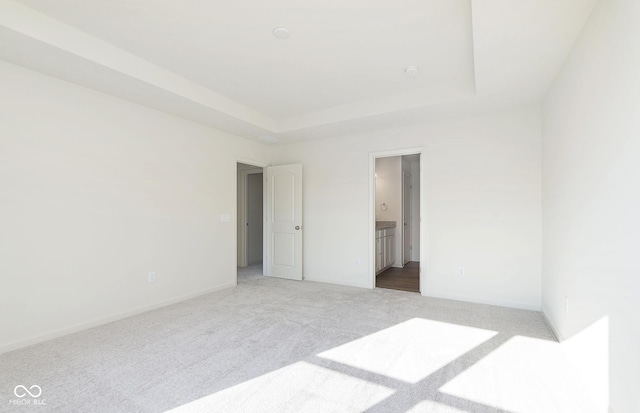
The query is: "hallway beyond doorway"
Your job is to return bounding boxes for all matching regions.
[376,261,419,293]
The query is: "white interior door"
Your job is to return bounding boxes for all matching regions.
[266,164,303,280]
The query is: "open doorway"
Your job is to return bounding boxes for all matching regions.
[372,153,421,293]
[235,160,304,284]
[237,162,265,282]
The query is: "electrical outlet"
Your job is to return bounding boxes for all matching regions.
[458,267,465,276]
[148,272,156,283]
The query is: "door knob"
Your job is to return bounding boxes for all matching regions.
[295,226,301,230]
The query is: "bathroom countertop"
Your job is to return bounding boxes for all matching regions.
[375,221,396,230]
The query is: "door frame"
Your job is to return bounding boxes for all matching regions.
[235,157,269,285]
[369,147,425,293]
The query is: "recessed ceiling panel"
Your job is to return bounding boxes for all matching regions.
[16,0,475,119]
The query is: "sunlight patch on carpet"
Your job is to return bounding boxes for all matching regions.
[439,335,597,413]
[317,318,497,383]
[167,361,394,412]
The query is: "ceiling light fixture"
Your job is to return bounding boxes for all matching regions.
[272,27,290,39]
[404,65,420,77]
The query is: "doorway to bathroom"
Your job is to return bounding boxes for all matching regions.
[371,151,422,293]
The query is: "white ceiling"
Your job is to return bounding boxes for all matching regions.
[0,0,597,143]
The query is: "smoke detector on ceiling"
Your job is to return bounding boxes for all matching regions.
[272,27,290,39]
[404,65,420,77]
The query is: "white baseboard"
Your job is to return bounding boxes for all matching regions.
[303,275,369,290]
[0,282,236,355]
[541,310,564,342]
[422,290,541,311]
[303,279,541,311]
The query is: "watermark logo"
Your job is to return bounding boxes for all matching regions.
[14,385,41,398]
[9,385,46,406]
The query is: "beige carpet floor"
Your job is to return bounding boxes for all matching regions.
[0,266,597,412]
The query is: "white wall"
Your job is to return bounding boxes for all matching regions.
[271,105,542,310]
[541,0,640,411]
[375,156,402,267]
[0,61,269,353]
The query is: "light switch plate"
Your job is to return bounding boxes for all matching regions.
[220,213,231,223]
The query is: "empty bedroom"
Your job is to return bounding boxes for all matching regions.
[1,0,638,412]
